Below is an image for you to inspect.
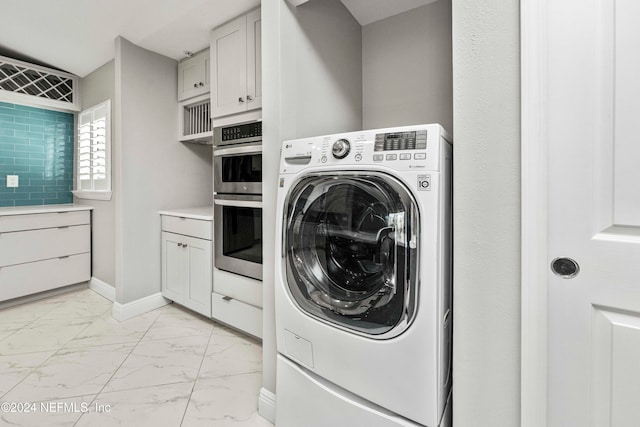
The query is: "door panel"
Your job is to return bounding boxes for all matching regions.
[592,308,640,426]
[613,1,640,226]
[211,16,247,118]
[185,236,212,317]
[547,0,640,425]
[246,8,262,110]
[162,232,186,303]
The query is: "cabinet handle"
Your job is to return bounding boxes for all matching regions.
[222,296,233,302]
[58,226,69,229]
[199,82,204,87]
[183,243,188,248]
[177,243,183,247]
[247,95,253,101]
[238,97,245,103]
[58,255,70,259]
[193,83,198,88]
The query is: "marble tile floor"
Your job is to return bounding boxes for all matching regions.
[0,288,273,427]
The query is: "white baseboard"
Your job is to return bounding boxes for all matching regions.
[112,292,169,322]
[258,387,276,424]
[88,277,115,301]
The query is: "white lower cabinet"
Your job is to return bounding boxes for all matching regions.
[161,215,212,317]
[0,208,92,302]
[211,291,262,339]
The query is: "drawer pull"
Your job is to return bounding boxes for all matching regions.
[222,296,233,302]
[177,243,183,247]
[58,226,70,229]
[58,255,70,259]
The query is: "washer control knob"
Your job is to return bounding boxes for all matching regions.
[332,139,351,159]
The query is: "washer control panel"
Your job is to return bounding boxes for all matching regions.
[374,130,427,151]
[280,124,448,173]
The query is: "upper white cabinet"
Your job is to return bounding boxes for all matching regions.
[178,49,210,102]
[210,8,262,119]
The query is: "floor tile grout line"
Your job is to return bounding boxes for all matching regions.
[72,306,166,427]
[0,308,104,402]
[179,324,215,427]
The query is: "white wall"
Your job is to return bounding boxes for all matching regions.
[114,37,213,304]
[261,0,363,407]
[77,60,116,287]
[452,0,521,425]
[362,0,452,132]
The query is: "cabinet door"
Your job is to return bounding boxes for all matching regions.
[211,15,247,118]
[178,51,210,101]
[162,232,186,303]
[184,235,212,317]
[246,8,262,111]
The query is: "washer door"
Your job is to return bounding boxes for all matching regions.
[284,172,419,338]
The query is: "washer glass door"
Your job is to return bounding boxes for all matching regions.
[284,172,419,337]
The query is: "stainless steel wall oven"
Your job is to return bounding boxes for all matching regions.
[213,120,263,281]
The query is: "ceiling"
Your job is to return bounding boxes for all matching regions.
[0,0,259,77]
[340,0,440,26]
[0,0,439,78]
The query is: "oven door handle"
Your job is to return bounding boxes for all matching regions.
[214,198,263,209]
[213,143,262,157]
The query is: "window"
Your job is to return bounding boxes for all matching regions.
[73,100,111,200]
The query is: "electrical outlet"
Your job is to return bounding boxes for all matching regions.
[6,175,18,188]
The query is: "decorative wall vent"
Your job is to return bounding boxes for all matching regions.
[0,55,80,111]
[179,94,212,144]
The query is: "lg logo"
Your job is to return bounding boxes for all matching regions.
[417,175,431,191]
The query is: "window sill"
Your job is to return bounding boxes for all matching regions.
[72,190,112,201]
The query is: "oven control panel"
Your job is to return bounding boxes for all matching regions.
[214,121,262,146]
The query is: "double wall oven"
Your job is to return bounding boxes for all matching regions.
[213,121,263,281]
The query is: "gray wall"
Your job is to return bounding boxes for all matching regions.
[452,0,521,425]
[114,37,213,304]
[77,60,116,287]
[294,0,362,137]
[362,0,452,132]
[262,0,363,400]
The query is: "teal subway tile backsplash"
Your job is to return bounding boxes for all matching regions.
[0,102,74,207]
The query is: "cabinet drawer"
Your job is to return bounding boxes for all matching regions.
[0,224,90,267]
[211,292,262,339]
[213,268,262,307]
[0,210,90,233]
[0,253,90,302]
[161,215,212,240]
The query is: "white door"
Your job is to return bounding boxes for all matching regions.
[162,231,186,303]
[211,15,247,118]
[547,0,640,425]
[246,8,262,111]
[184,235,212,317]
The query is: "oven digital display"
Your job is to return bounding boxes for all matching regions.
[374,130,427,151]
[221,122,262,142]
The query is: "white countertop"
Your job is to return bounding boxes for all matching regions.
[0,204,94,217]
[159,206,213,221]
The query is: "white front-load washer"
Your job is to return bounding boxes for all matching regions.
[274,124,452,427]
